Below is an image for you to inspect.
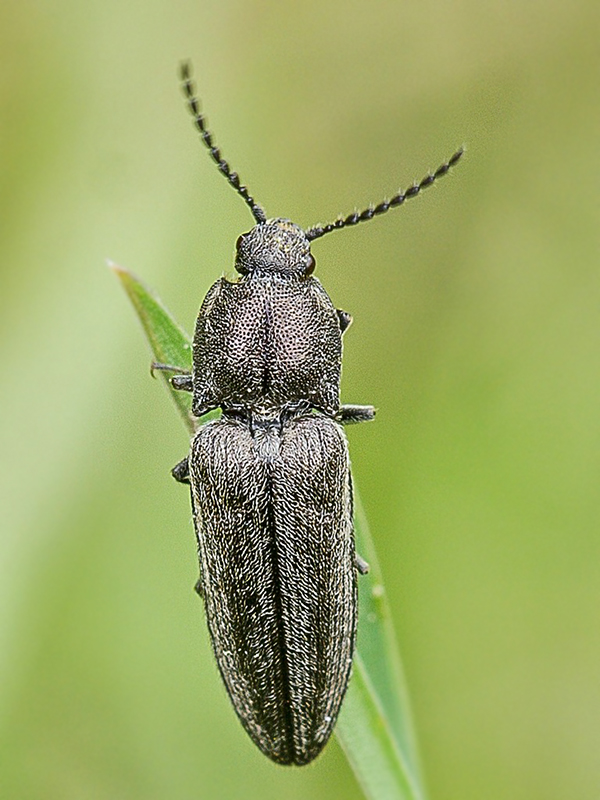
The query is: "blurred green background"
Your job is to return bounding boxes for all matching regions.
[1,1,599,798]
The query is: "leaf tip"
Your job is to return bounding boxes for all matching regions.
[109,261,146,299]
[108,259,136,282]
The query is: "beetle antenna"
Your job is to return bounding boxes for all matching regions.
[305,147,464,241]
[180,61,267,224]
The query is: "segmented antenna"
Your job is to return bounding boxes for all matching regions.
[305,147,464,241]
[180,61,266,223]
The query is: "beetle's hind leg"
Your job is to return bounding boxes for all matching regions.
[355,554,370,575]
[151,362,193,392]
[172,457,190,484]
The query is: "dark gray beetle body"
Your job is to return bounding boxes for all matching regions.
[185,220,357,765]
[192,221,342,419]
[190,413,354,764]
[162,61,462,766]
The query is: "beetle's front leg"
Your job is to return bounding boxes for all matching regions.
[151,362,193,392]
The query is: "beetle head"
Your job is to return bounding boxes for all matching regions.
[235,219,316,278]
[181,62,464,265]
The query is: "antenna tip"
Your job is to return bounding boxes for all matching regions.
[179,60,192,81]
[451,145,466,164]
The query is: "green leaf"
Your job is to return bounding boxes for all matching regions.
[112,263,426,800]
[336,498,426,800]
[110,261,195,432]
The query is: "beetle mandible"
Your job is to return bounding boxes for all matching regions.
[156,61,463,766]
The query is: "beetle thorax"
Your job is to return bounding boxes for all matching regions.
[235,219,314,278]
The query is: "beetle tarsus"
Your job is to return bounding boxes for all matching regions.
[151,361,193,391]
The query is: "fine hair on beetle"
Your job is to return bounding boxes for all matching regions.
[158,60,463,766]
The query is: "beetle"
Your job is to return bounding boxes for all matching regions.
[155,61,463,765]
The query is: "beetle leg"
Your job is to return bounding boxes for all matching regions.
[151,360,189,375]
[355,554,370,575]
[151,362,193,392]
[337,405,376,424]
[172,456,204,594]
[171,457,190,484]
[336,309,352,334]
[171,374,193,391]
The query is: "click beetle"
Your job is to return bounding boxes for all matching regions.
[155,61,463,765]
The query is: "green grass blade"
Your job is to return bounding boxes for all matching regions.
[110,261,195,432]
[112,264,426,800]
[335,498,426,800]
[336,654,423,800]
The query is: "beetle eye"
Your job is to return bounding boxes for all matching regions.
[236,234,246,250]
[305,254,316,276]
